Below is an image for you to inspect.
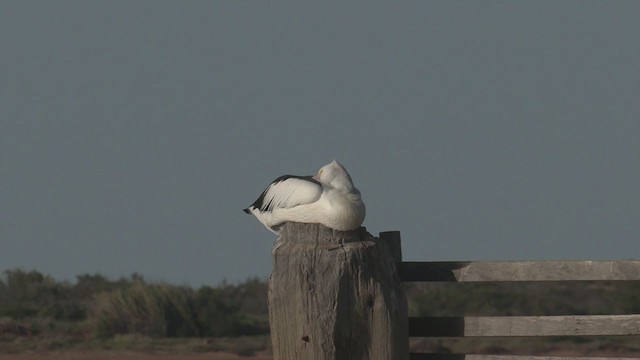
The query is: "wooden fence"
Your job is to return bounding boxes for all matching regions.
[379,232,640,360]
[267,225,639,359]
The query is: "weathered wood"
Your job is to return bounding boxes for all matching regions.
[268,222,409,360]
[409,315,640,337]
[380,231,403,262]
[410,355,640,360]
[399,261,640,282]
[410,355,466,360]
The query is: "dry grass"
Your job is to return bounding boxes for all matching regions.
[0,351,272,360]
[0,334,271,358]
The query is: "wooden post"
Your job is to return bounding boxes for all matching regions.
[268,223,409,360]
[379,231,403,263]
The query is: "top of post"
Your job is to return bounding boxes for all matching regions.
[277,222,368,245]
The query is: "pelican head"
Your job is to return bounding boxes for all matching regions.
[313,160,355,191]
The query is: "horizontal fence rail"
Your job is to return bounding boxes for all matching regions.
[399,260,640,282]
[409,315,640,337]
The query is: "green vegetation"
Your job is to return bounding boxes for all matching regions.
[1,268,639,356]
[0,269,268,341]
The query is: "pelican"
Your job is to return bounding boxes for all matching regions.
[243,160,366,234]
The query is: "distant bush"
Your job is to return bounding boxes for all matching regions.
[0,268,271,340]
[39,302,87,321]
[194,285,267,337]
[0,304,39,319]
[90,281,199,338]
[73,273,122,297]
[0,317,37,337]
[0,269,68,319]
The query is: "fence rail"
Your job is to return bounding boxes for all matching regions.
[398,260,640,282]
[409,315,640,337]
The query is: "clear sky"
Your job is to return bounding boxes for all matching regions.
[2,2,639,286]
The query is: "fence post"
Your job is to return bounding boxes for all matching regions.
[380,231,403,263]
[268,222,409,360]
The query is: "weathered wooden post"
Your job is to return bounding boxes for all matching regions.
[268,222,409,360]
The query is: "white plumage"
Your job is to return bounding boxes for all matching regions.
[243,160,366,234]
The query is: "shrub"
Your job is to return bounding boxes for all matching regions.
[0,304,38,319]
[0,268,271,339]
[39,302,87,321]
[193,285,268,337]
[90,281,199,338]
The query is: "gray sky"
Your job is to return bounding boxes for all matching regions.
[2,2,639,286]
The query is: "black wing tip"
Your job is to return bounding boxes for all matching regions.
[273,174,320,186]
[243,208,251,214]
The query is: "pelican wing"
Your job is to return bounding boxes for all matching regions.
[247,175,323,212]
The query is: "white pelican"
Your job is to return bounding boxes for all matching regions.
[243,160,366,234]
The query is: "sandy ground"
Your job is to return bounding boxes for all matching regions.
[0,351,273,360]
